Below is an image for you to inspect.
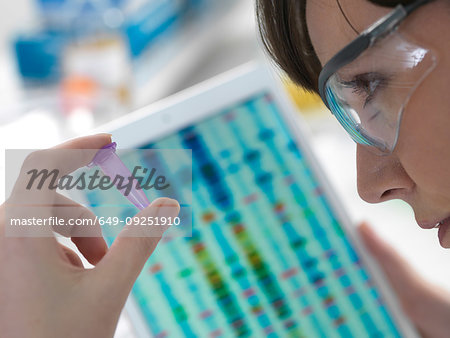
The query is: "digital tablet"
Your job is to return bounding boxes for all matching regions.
[83,63,418,337]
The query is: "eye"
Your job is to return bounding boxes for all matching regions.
[341,72,388,108]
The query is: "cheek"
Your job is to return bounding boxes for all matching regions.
[396,62,450,199]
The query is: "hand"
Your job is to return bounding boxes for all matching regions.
[0,134,180,338]
[358,223,450,338]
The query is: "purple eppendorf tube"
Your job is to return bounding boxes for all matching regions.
[88,142,150,210]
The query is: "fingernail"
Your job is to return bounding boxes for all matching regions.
[98,133,113,143]
[156,199,180,217]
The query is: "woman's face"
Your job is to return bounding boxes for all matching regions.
[306,0,450,248]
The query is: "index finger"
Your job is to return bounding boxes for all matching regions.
[4,134,112,239]
[10,133,112,199]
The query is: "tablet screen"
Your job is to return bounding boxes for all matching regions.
[85,92,402,337]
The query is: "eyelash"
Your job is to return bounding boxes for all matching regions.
[343,73,389,108]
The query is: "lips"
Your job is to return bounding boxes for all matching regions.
[418,216,450,229]
[417,216,450,248]
[438,218,450,248]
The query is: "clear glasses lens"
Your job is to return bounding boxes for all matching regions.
[325,30,437,154]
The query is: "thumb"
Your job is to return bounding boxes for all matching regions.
[358,222,425,292]
[357,222,428,317]
[94,197,180,299]
[358,222,450,337]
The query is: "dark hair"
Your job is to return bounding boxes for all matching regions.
[255,0,414,94]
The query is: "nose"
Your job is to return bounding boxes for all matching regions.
[356,144,414,203]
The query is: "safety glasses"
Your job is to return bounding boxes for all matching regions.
[318,0,437,154]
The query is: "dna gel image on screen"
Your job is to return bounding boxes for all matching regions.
[84,92,402,337]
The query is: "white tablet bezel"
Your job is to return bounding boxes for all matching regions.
[94,62,419,338]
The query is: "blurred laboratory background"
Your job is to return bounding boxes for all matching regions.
[0,1,448,337]
[0,0,267,141]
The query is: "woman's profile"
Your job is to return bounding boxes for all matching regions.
[256,0,450,336]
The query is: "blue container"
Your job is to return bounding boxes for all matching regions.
[123,0,184,58]
[13,31,66,81]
